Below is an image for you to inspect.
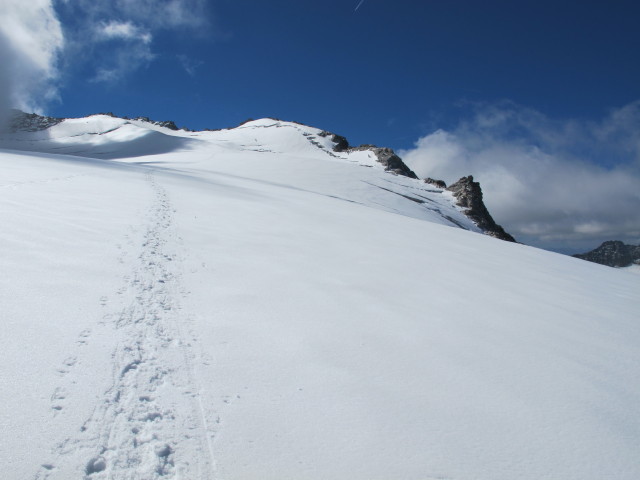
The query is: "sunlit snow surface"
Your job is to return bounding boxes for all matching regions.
[1,117,639,480]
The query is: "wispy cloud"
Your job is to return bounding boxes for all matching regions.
[400,101,640,253]
[177,54,203,77]
[90,45,156,84]
[0,0,63,120]
[88,21,155,83]
[96,21,152,44]
[57,0,210,85]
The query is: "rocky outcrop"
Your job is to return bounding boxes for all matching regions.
[424,177,447,189]
[350,145,418,179]
[446,176,516,242]
[317,131,418,179]
[7,109,63,132]
[318,131,349,152]
[98,112,184,130]
[130,116,180,131]
[573,241,640,267]
[319,131,513,239]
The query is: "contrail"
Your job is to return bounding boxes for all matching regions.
[354,0,366,12]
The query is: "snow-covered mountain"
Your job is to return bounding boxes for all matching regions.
[1,112,639,480]
[0,111,497,237]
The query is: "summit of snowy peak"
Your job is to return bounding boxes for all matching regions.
[5,110,186,135]
[233,118,312,129]
[83,113,185,132]
[232,119,416,179]
[0,111,198,160]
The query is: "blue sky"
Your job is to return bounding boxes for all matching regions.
[45,0,640,149]
[1,0,639,253]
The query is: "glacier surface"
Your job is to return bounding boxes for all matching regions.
[1,116,639,480]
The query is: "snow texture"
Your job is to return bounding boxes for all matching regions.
[1,116,639,480]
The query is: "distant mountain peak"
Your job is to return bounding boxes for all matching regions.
[573,240,640,267]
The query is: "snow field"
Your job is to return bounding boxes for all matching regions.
[1,116,639,479]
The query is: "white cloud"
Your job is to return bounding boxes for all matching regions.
[96,21,152,44]
[57,0,210,85]
[0,0,63,120]
[88,21,155,83]
[400,101,640,253]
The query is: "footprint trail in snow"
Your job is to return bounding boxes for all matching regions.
[36,171,215,480]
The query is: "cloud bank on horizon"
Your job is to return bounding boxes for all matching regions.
[401,101,640,252]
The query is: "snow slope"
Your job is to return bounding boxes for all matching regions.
[1,116,639,480]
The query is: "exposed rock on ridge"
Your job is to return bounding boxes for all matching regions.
[318,131,350,152]
[573,240,640,267]
[7,111,512,243]
[351,145,419,179]
[7,109,63,132]
[100,112,183,131]
[424,177,447,189]
[446,176,517,242]
[318,131,418,179]
[318,131,515,241]
[130,117,179,131]
[7,110,184,133]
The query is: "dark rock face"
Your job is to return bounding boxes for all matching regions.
[424,177,447,189]
[344,145,418,179]
[7,109,62,132]
[317,131,418,179]
[154,120,179,130]
[368,147,418,179]
[318,131,349,152]
[131,117,179,130]
[446,176,516,242]
[573,241,640,267]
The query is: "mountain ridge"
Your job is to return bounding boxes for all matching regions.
[4,109,515,243]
